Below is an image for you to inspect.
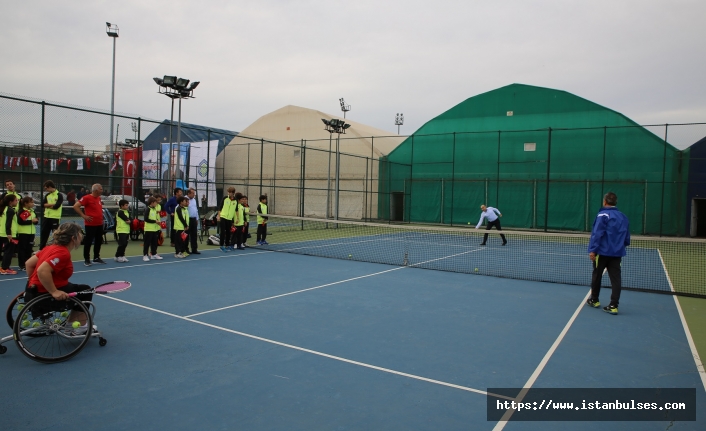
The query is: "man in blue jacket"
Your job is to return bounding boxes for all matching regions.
[586,192,630,315]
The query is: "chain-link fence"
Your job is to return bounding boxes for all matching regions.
[1,93,705,238]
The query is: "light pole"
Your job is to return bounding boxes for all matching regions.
[106,22,119,193]
[153,76,199,192]
[339,98,351,119]
[322,118,350,220]
[395,113,404,135]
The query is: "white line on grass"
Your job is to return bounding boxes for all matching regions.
[101,294,514,401]
[657,250,706,392]
[492,289,591,431]
[185,246,486,317]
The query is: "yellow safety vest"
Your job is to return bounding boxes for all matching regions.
[17,208,37,235]
[0,207,18,238]
[116,209,130,234]
[220,197,237,221]
[144,207,161,232]
[244,206,250,223]
[234,203,245,227]
[44,190,62,219]
[257,203,268,224]
[174,207,189,230]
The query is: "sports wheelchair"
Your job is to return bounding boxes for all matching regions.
[1,290,107,363]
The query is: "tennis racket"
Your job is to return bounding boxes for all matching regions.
[68,281,132,297]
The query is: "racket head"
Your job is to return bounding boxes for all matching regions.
[95,281,132,295]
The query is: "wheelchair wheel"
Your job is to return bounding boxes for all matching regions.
[5,291,27,330]
[13,294,93,364]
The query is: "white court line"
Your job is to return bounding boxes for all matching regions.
[0,250,268,282]
[101,294,514,401]
[185,247,486,318]
[277,236,384,252]
[492,290,591,431]
[657,250,706,392]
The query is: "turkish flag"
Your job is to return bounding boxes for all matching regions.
[121,148,140,195]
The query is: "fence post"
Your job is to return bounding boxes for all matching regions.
[659,124,668,237]
[206,130,211,210]
[601,126,607,196]
[259,138,264,197]
[39,101,46,230]
[451,132,456,226]
[497,131,501,205]
[544,127,552,232]
[137,118,143,218]
[409,135,414,223]
[273,142,276,214]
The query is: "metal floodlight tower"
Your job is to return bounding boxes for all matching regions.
[395,113,404,135]
[106,22,119,193]
[153,76,199,192]
[322,118,350,220]
[339,98,351,119]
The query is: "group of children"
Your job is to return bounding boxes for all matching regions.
[0,193,39,275]
[216,188,269,252]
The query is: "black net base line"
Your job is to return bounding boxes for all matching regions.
[248,214,706,298]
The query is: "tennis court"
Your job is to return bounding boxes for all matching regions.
[0,225,704,430]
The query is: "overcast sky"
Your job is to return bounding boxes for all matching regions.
[2,0,705,148]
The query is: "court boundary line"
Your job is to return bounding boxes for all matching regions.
[491,290,591,431]
[101,295,514,401]
[184,247,486,317]
[657,250,706,392]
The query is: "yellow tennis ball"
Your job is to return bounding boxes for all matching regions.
[348,254,352,258]
[32,322,40,328]
[72,321,80,329]
[17,304,24,311]
[474,268,479,272]
[54,318,62,323]
[468,222,470,225]
[60,311,69,317]
[22,320,30,328]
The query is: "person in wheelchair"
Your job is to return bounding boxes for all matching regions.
[24,222,94,333]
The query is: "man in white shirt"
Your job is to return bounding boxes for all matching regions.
[185,188,201,254]
[475,205,507,246]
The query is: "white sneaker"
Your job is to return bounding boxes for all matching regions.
[143,255,150,262]
[122,257,129,262]
[152,254,163,260]
[114,257,120,262]
[175,253,185,259]
[71,324,98,336]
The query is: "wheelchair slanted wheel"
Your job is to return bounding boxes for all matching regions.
[0,345,7,354]
[13,294,93,364]
[99,337,107,347]
[5,291,26,330]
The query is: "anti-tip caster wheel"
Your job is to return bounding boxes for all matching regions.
[0,345,7,354]
[99,338,107,347]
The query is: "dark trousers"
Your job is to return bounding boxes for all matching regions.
[116,233,129,257]
[220,219,233,246]
[17,233,35,269]
[188,217,198,252]
[83,225,103,261]
[482,219,507,244]
[40,218,60,249]
[590,255,622,306]
[0,237,6,260]
[175,230,187,254]
[143,231,159,256]
[2,239,16,270]
[230,225,244,247]
[257,223,267,242]
[170,215,176,245]
[242,223,249,244]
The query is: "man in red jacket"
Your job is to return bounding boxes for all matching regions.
[73,183,106,267]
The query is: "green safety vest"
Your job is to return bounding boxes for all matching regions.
[144,207,161,232]
[44,190,62,219]
[156,204,162,215]
[116,209,130,234]
[234,203,245,227]
[220,197,237,221]
[257,203,268,224]
[174,207,189,230]
[0,207,18,238]
[244,206,250,223]
[16,208,37,235]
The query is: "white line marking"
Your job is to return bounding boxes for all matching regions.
[492,290,591,430]
[101,295,513,400]
[657,250,706,392]
[186,247,486,317]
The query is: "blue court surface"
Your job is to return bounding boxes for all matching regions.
[0,248,703,430]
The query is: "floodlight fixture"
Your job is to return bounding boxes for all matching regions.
[343,124,351,130]
[153,77,164,86]
[395,113,404,134]
[339,98,351,118]
[175,78,190,89]
[187,81,200,91]
[162,75,177,87]
[106,22,119,38]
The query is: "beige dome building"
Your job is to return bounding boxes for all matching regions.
[217,105,403,219]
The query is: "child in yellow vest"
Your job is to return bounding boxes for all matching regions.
[0,194,19,275]
[16,196,39,271]
[115,200,132,263]
[173,196,190,258]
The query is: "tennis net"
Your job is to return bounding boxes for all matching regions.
[249,214,706,298]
